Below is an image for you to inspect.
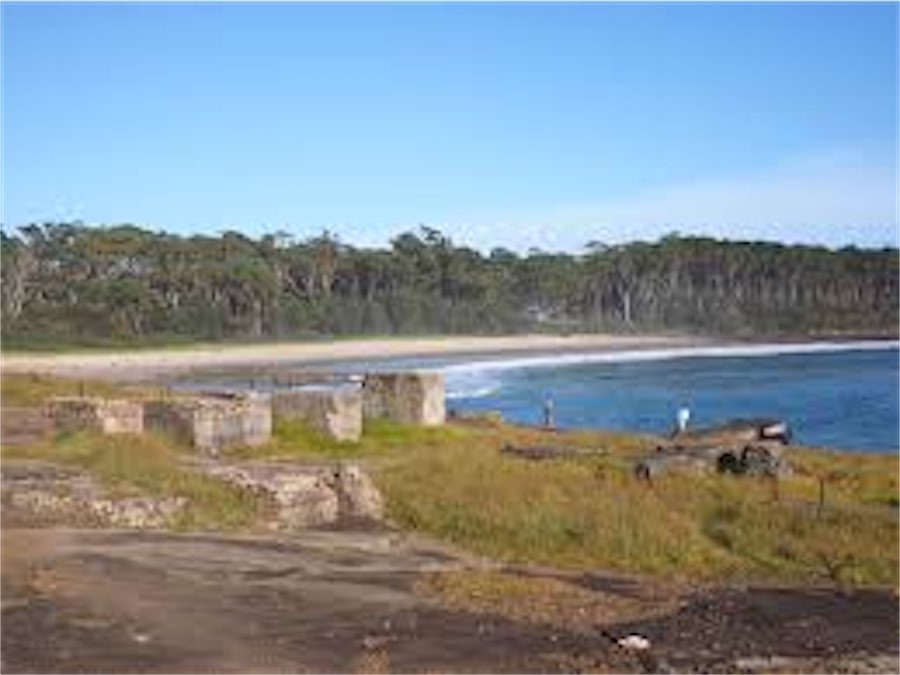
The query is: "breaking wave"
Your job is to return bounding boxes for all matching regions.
[440,340,897,378]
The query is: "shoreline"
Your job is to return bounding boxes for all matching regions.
[1,333,897,382]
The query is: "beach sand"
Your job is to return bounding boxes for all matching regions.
[0,333,711,381]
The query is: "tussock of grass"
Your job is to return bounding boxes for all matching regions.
[3,431,264,530]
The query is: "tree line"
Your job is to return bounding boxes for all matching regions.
[1,222,896,348]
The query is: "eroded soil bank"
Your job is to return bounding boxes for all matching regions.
[2,522,896,674]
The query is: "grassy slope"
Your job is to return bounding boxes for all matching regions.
[2,373,897,586]
[230,416,898,586]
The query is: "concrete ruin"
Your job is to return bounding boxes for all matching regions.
[47,396,144,435]
[194,459,384,529]
[144,393,272,454]
[272,387,363,441]
[362,371,445,426]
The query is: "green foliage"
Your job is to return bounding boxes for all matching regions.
[2,223,897,348]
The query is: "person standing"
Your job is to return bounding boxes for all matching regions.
[543,395,556,429]
[677,405,691,433]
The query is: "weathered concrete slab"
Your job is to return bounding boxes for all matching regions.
[46,397,144,435]
[272,388,362,441]
[144,393,271,454]
[193,459,384,529]
[362,371,445,426]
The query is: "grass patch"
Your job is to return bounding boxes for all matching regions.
[229,415,897,585]
[224,416,476,461]
[372,422,898,585]
[1,372,158,407]
[3,431,265,530]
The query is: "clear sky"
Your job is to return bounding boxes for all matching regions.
[2,1,897,252]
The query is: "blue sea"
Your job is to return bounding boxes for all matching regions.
[437,342,898,452]
[181,341,899,453]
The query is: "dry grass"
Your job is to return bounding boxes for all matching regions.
[1,372,158,407]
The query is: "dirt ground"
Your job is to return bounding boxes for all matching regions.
[2,519,897,674]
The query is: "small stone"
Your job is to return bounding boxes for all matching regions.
[617,634,651,650]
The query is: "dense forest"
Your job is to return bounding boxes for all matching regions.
[1,222,897,348]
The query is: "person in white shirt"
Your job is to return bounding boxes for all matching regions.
[677,405,691,432]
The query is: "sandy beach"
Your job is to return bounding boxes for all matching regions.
[0,333,711,381]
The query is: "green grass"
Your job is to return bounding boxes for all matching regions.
[2,431,265,530]
[223,416,478,461]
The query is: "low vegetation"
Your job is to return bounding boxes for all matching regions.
[2,430,265,530]
[223,415,898,586]
[2,373,896,586]
[1,372,157,407]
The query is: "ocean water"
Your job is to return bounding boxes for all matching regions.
[440,343,899,452]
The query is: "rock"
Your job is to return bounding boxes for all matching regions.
[668,418,790,449]
[637,443,791,480]
[362,371,445,426]
[144,393,272,454]
[333,464,384,520]
[89,496,187,529]
[739,444,789,477]
[273,388,362,441]
[47,397,144,435]
[617,634,651,650]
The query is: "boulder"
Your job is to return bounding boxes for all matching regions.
[273,388,362,441]
[362,371,445,426]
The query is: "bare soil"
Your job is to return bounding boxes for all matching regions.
[2,520,897,674]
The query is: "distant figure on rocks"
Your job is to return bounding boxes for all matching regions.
[543,395,556,429]
[677,405,691,433]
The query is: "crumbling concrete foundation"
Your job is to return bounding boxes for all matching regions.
[362,371,445,426]
[47,397,144,435]
[272,388,363,442]
[144,393,271,454]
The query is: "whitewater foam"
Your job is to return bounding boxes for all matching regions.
[440,340,898,377]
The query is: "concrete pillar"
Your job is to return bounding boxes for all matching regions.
[144,393,271,454]
[362,371,445,426]
[272,387,363,442]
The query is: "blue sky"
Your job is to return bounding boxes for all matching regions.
[2,2,897,252]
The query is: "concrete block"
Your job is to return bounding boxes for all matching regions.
[144,393,271,453]
[362,371,445,426]
[47,397,144,435]
[272,387,362,441]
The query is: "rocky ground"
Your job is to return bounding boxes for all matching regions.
[2,508,897,673]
